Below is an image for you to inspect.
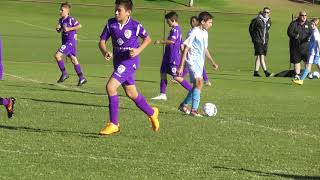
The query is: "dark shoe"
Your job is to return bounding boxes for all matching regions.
[77,78,87,86]
[254,73,262,77]
[57,74,69,83]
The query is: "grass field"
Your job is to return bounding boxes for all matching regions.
[0,0,320,179]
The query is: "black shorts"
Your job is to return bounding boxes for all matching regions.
[254,42,268,56]
[290,48,308,64]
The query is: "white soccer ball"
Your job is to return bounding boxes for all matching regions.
[202,103,217,117]
[312,71,320,79]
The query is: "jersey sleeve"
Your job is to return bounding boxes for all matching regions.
[100,22,111,41]
[204,31,209,49]
[183,30,196,48]
[168,28,178,42]
[315,31,320,42]
[71,17,79,27]
[136,23,148,39]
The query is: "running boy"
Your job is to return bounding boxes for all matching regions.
[98,0,159,135]
[55,2,87,86]
[0,97,15,118]
[293,18,320,85]
[177,12,218,117]
[151,11,192,101]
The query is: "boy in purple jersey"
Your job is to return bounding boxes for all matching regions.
[0,34,3,80]
[182,16,213,86]
[98,0,159,135]
[151,11,192,101]
[0,97,15,118]
[55,2,87,86]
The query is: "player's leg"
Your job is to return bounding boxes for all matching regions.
[70,55,87,86]
[190,77,203,117]
[260,55,272,77]
[293,55,313,85]
[151,72,168,100]
[99,77,122,135]
[0,97,16,118]
[123,82,159,131]
[254,56,261,77]
[202,68,211,86]
[171,64,192,91]
[55,45,69,83]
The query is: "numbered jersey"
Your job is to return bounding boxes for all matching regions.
[100,17,148,67]
[163,25,182,65]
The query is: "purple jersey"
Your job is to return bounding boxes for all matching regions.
[100,17,148,68]
[163,25,182,65]
[58,16,79,44]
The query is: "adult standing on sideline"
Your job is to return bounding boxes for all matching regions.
[287,11,312,79]
[249,7,273,77]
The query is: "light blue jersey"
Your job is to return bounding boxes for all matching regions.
[183,27,208,81]
[308,27,320,64]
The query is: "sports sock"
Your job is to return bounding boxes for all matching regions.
[182,90,193,105]
[300,68,310,81]
[191,88,201,110]
[74,64,84,80]
[133,93,154,117]
[160,79,167,94]
[179,79,192,91]
[57,60,67,76]
[109,95,119,125]
[203,69,209,81]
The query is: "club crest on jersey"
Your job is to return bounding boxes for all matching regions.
[124,30,132,39]
[117,65,126,74]
[305,25,309,28]
[117,38,124,46]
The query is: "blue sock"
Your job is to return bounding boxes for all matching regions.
[191,88,201,110]
[182,90,193,105]
[300,69,310,80]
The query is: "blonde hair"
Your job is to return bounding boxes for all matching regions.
[311,18,319,26]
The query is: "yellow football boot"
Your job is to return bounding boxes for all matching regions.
[292,79,303,85]
[99,122,120,135]
[149,107,160,132]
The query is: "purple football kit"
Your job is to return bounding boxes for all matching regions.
[100,17,154,125]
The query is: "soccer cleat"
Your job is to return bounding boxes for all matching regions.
[99,122,120,135]
[178,104,191,115]
[57,74,69,83]
[77,78,87,86]
[292,79,303,85]
[151,93,167,101]
[294,74,300,80]
[204,80,212,86]
[190,110,203,117]
[254,73,262,77]
[265,72,274,77]
[148,107,160,132]
[5,97,15,119]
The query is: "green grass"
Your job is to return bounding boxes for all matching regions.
[0,0,320,179]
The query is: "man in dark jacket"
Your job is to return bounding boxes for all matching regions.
[249,7,273,77]
[287,11,312,78]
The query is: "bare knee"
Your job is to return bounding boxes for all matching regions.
[126,90,138,100]
[106,84,117,96]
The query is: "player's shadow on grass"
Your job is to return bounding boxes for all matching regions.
[41,87,106,96]
[0,124,101,138]
[212,76,290,85]
[212,166,320,179]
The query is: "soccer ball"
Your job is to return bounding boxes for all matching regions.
[202,103,217,117]
[312,71,320,79]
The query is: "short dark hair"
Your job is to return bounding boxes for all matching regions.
[263,7,270,12]
[165,11,178,22]
[198,11,213,23]
[115,0,133,11]
[60,1,71,9]
[190,16,198,23]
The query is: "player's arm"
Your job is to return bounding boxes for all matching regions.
[177,45,189,76]
[98,40,112,61]
[154,39,174,45]
[205,49,218,71]
[287,22,298,39]
[64,24,82,32]
[130,36,152,58]
[56,23,62,33]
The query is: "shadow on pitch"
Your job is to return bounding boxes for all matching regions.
[0,124,102,138]
[212,166,320,179]
[41,87,106,96]
[211,76,290,85]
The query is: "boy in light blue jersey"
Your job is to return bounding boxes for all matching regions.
[177,12,218,117]
[293,18,320,85]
